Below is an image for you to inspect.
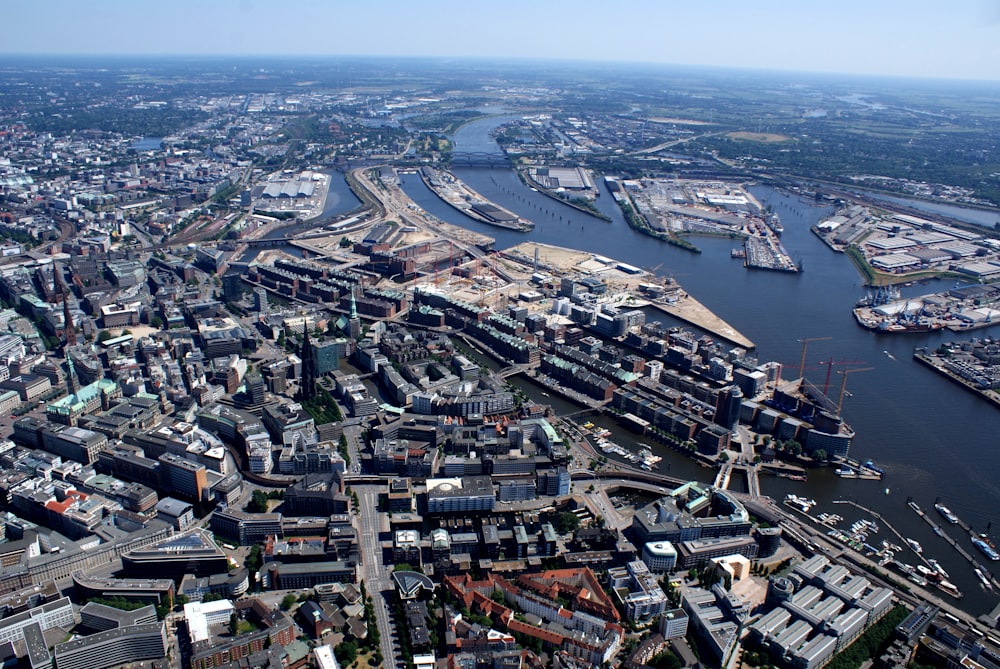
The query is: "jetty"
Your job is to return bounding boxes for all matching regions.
[907,499,1000,591]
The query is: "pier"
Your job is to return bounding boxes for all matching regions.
[833,499,931,568]
[907,500,1000,591]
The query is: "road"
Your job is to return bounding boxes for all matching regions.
[354,484,400,664]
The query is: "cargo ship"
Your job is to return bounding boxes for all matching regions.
[935,503,959,525]
[972,536,1000,561]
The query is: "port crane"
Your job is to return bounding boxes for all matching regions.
[819,357,867,396]
[798,336,832,379]
[836,367,874,415]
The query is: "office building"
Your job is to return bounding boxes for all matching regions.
[426,476,495,514]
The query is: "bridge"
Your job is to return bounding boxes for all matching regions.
[449,152,512,168]
[711,461,762,500]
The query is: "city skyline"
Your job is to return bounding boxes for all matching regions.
[5,0,1000,82]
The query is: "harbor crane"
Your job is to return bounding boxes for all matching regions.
[836,367,874,415]
[798,336,832,380]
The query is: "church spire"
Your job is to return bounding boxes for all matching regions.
[62,292,76,348]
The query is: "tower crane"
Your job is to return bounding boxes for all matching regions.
[798,336,832,379]
[819,357,867,396]
[836,367,874,415]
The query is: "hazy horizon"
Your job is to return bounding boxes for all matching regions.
[6,0,1000,82]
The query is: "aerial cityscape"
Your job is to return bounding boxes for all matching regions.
[2,5,1000,669]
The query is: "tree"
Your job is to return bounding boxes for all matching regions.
[248,490,269,513]
[229,611,239,637]
[555,512,581,534]
[150,315,164,329]
[97,330,112,343]
[813,448,828,462]
[280,594,297,611]
[246,545,262,574]
[334,640,358,666]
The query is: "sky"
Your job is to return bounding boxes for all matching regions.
[6,0,1000,81]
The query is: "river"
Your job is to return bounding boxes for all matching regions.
[393,115,1000,613]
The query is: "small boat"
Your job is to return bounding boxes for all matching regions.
[908,501,922,513]
[937,580,962,598]
[928,559,950,579]
[863,459,886,475]
[935,503,959,525]
[906,538,923,554]
[972,537,1000,561]
[784,494,816,512]
[975,568,994,591]
[916,565,941,582]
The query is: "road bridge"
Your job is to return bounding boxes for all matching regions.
[449,152,511,167]
[713,463,733,489]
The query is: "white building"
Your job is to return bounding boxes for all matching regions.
[642,541,677,573]
[183,599,234,643]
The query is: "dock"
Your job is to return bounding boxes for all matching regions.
[832,499,931,567]
[907,500,1000,591]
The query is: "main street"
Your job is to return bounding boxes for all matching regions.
[353,484,400,665]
